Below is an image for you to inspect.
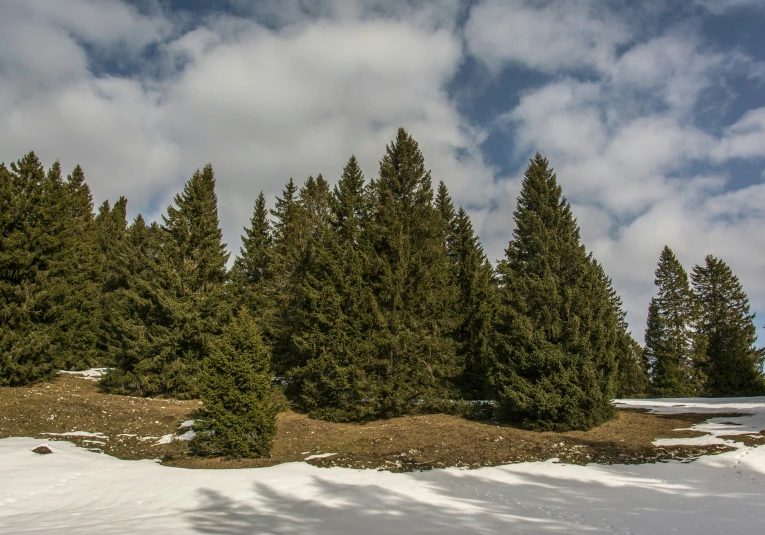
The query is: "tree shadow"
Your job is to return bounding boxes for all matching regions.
[184,461,765,534]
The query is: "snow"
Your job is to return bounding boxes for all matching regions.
[2,397,764,534]
[615,396,765,447]
[177,430,195,441]
[39,431,108,439]
[57,368,110,381]
[305,452,337,460]
[154,434,175,445]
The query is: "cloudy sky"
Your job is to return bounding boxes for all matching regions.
[1,0,764,343]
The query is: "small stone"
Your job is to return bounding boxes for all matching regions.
[33,445,53,455]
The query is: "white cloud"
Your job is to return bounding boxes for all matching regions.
[466,1,765,341]
[695,0,765,14]
[0,0,496,264]
[464,0,632,74]
[712,107,765,161]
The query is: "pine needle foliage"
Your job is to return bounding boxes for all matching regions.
[493,153,619,431]
[0,153,57,385]
[191,308,277,458]
[102,164,229,398]
[451,205,498,399]
[645,246,703,397]
[288,156,380,421]
[364,128,460,417]
[691,255,765,396]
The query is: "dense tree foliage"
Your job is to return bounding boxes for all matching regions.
[191,308,276,458]
[2,132,761,438]
[691,255,765,396]
[100,164,229,398]
[645,246,705,397]
[493,154,622,431]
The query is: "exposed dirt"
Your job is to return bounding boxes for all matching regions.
[0,374,749,471]
[718,431,765,447]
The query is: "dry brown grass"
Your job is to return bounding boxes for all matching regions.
[718,431,765,447]
[0,374,745,471]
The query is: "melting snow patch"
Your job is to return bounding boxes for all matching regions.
[615,397,765,447]
[177,430,195,441]
[179,420,195,429]
[154,434,174,445]
[40,431,108,439]
[58,368,111,380]
[305,453,337,461]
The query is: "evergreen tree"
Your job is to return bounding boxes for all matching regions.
[269,178,308,373]
[289,155,380,421]
[191,308,277,458]
[0,153,57,385]
[435,181,456,232]
[692,255,765,396]
[102,165,229,398]
[450,206,497,399]
[230,191,273,325]
[365,128,459,416]
[597,261,649,398]
[55,165,101,369]
[645,246,703,397]
[493,153,619,431]
[615,336,649,398]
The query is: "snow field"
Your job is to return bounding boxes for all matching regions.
[1,397,763,534]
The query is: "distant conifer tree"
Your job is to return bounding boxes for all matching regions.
[230,191,274,333]
[645,246,704,397]
[289,155,380,421]
[692,255,765,396]
[0,153,57,384]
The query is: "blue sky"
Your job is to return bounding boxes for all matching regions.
[1,0,764,343]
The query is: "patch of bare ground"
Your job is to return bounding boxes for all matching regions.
[0,374,201,460]
[0,376,748,471]
[718,431,765,447]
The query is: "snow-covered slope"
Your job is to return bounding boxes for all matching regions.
[1,398,764,534]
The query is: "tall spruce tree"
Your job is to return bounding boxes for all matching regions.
[451,205,497,399]
[230,191,273,327]
[56,165,101,369]
[1,154,106,383]
[191,308,277,458]
[493,153,619,431]
[289,156,380,421]
[0,153,57,385]
[691,255,765,396]
[102,164,229,398]
[593,260,649,398]
[365,128,459,416]
[644,246,703,397]
[269,178,309,373]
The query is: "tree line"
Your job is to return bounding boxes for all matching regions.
[2,128,763,456]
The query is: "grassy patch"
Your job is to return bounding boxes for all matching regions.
[718,431,765,447]
[0,375,747,471]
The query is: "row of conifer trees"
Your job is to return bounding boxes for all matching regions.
[2,128,763,438]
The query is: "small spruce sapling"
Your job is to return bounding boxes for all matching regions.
[191,308,276,458]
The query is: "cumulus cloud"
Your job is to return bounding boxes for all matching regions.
[712,108,765,161]
[0,0,495,262]
[464,0,632,74]
[694,0,765,14]
[465,0,765,340]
